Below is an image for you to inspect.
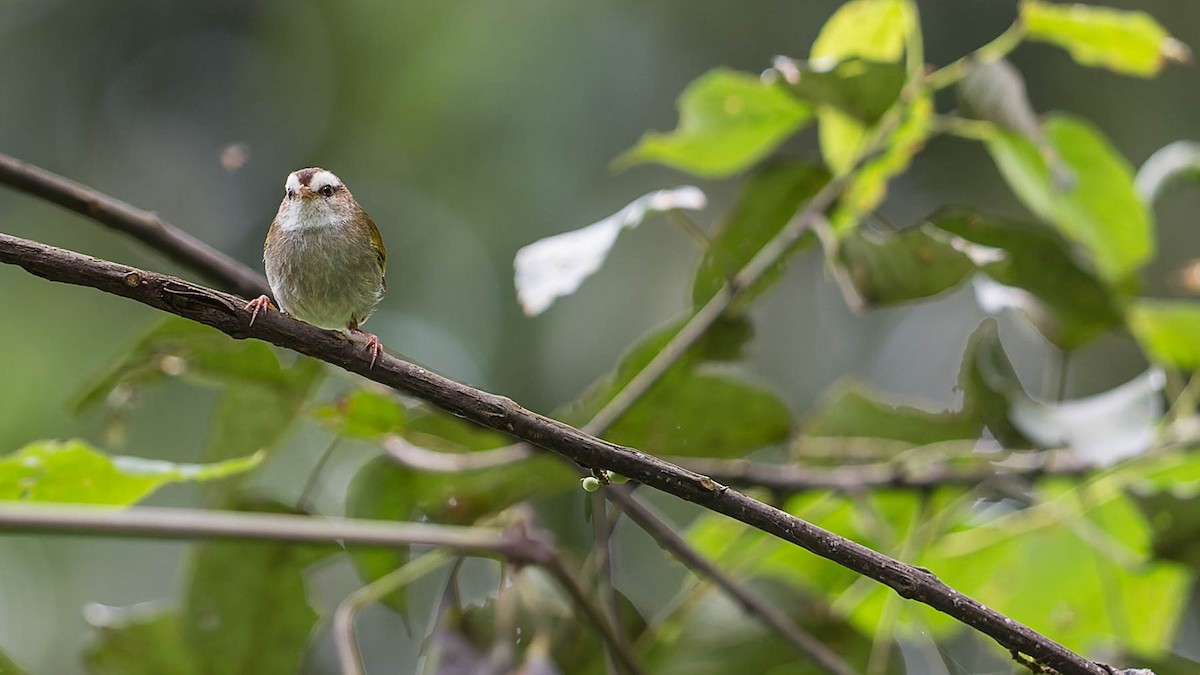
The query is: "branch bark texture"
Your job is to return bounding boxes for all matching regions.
[0,231,1111,675]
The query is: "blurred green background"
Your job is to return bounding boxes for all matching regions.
[2,1,1199,673]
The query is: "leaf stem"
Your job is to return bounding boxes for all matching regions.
[925,22,1028,91]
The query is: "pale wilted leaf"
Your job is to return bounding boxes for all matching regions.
[514,186,706,316]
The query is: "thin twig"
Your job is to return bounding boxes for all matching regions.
[383,435,534,471]
[0,503,549,559]
[608,486,860,675]
[0,232,1113,675]
[297,437,342,512]
[671,452,1095,497]
[0,153,267,300]
[334,550,454,675]
[590,493,625,675]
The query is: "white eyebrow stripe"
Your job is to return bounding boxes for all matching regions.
[285,173,303,192]
[309,170,342,191]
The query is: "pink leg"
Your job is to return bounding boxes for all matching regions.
[350,326,383,368]
[243,295,277,326]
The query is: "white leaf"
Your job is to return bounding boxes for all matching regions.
[1010,368,1165,466]
[514,186,707,316]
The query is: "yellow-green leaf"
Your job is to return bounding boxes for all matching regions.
[986,113,1153,283]
[614,68,811,178]
[1128,300,1200,370]
[830,92,932,233]
[1021,0,1190,77]
[811,0,917,175]
[0,440,263,506]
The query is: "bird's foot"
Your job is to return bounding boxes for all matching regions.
[243,295,277,326]
[351,328,383,368]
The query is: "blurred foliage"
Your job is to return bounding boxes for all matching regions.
[5,1,1200,674]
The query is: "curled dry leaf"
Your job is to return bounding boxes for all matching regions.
[514,186,707,316]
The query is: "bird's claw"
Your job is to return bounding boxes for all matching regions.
[352,328,384,368]
[244,295,277,326]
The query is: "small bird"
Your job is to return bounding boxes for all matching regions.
[245,167,388,366]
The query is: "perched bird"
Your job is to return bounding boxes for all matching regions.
[245,167,388,366]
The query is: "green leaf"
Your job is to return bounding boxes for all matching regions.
[345,456,417,614]
[1128,300,1200,370]
[76,318,302,412]
[830,92,932,233]
[986,113,1154,283]
[811,0,916,175]
[802,319,1029,447]
[646,577,897,675]
[562,316,791,457]
[1136,140,1200,205]
[958,319,1031,447]
[613,68,812,178]
[773,56,905,124]
[183,506,322,675]
[921,474,1187,654]
[314,388,407,439]
[83,604,198,675]
[931,207,1124,349]
[692,162,829,308]
[345,454,575,613]
[0,439,262,506]
[515,186,707,316]
[837,223,975,306]
[805,381,979,446]
[603,368,792,458]
[0,648,26,675]
[1021,0,1190,77]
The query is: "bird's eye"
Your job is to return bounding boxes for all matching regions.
[319,185,336,197]
[286,188,295,199]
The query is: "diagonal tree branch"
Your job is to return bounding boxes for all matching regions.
[0,231,1114,675]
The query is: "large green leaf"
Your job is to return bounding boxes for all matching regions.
[345,454,574,612]
[76,318,306,412]
[1128,300,1200,370]
[83,605,198,675]
[986,114,1153,283]
[931,207,1124,349]
[830,91,932,233]
[314,388,407,440]
[646,577,900,675]
[804,381,978,446]
[1020,0,1190,78]
[692,162,828,308]
[803,319,1027,447]
[0,439,262,506]
[921,472,1187,654]
[563,317,792,458]
[0,648,26,675]
[602,368,792,458]
[183,505,323,675]
[837,222,975,306]
[614,68,812,178]
[810,0,916,175]
[773,56,905,124]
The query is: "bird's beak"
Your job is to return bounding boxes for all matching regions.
[297,186,316,200]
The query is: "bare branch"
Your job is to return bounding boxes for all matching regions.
[0,231,1114,675]
[0,153,268,299]
[674,452,1095,497]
